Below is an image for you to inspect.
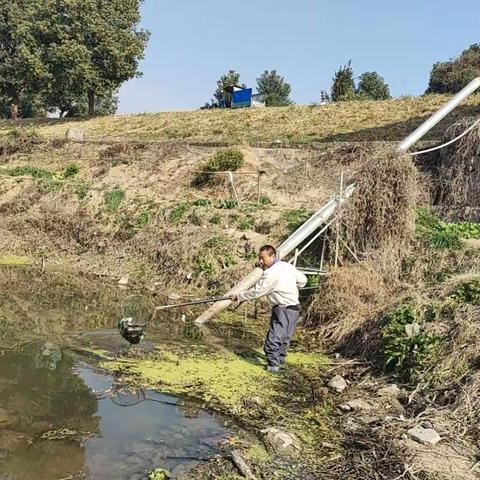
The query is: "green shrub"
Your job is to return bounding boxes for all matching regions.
[205,148,244,172]
[104,188,125,212]
[194,148,244,186]
[381,303,441,381]
[64,163,80,178]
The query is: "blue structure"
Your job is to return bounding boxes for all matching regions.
[231,88,252,108]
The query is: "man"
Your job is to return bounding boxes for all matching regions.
[231,245,308,372]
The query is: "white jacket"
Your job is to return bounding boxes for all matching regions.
[238,261,308,306]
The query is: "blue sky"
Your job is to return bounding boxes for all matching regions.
[118,0,480,113]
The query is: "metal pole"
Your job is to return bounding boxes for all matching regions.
[398,77,480,152]
[195,184,355,324]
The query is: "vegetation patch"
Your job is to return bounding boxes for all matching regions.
[416,208,480,250]
[104,188,125,212]
[194,148,244,186]
[381,303,441,381]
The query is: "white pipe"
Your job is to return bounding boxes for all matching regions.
[398,77,480,152]
[195,184,355,324]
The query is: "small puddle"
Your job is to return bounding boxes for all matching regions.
[0,345,234,480]
[0,267,241,480]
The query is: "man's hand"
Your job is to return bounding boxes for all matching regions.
[229,294,239,302]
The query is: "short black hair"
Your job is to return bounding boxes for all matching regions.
[259,245,277,257]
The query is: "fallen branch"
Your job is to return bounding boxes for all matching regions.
[230,450,257,479]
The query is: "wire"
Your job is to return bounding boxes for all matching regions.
[409,118,480,156]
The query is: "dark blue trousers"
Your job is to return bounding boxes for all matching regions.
[264,305,299,367]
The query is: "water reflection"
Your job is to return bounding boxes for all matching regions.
[0,344,232,480]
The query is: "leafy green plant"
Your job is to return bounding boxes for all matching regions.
[169,201,191,223]
[416,208,464,250]
[193,198,211,207]
[259,195,271,205]
[64,163,80,178]
[450,277,480,304]
[381,303,441,381]
[217,199,238,209]
[104,188,125,212]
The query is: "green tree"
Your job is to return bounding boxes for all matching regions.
[55,90,119,118]
[256,70,292,106]
[0,1,50,118]
[427,44,480,94]
[331,61,356,101]
[0,92,47,119]
[356,71,391,100]
[43,0,149,117]
[209,70,245,108]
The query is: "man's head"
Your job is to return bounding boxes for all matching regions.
[258,245,277,270]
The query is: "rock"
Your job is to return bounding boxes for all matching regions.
[328,375,347,393]
[65,128,85,142]
[378,384,401,398]
[261,427,301,457]
[407,427,441,446]
[404,323,420,337]
[118,275,129,286]
[340,399,371,412]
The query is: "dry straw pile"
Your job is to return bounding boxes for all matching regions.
[306,146,420,351]
[437,118,480,217]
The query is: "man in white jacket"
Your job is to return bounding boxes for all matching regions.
[231,245,308,372]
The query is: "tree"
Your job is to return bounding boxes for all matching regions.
[209,70,245,108]
[0,1,50,119]
[256,70,292,106]
[0,92,47,119]
[55,90,119,118]
[356,71,391,100]
[331,61,355,101]
[427,44,480,94]
[43,0,149,117]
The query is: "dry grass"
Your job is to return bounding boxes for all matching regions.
[305,258,392,354]
[437,118,480,218]
[1,95,479,144]
[335,145,419,256]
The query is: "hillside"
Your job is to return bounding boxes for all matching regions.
[1,97,480,479]
[1,94,479,145]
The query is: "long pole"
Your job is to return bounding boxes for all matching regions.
[195,184,355,324]
[398,77,480,152]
